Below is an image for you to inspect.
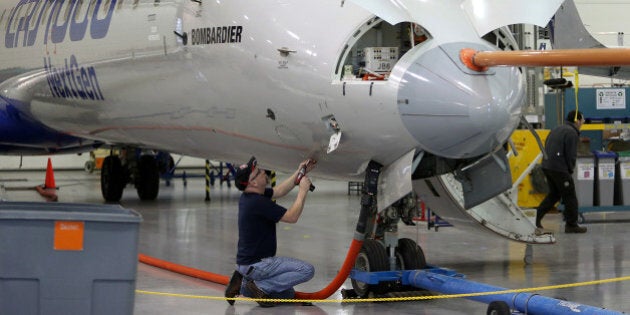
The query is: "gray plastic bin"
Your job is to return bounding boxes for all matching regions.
[0,202,141,315]
[573,153,595,207]
[616,151,630,205]
[594,151,617,206]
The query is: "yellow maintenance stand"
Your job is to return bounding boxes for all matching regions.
[508,129,550,208]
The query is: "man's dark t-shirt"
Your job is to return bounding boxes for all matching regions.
[236,188,287,265]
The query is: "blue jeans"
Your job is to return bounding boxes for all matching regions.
[237,256,314,297]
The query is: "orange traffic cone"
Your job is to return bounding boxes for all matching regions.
[44,158,56,189]
[36,158,58,202]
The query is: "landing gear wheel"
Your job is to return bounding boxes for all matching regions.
[84,161,95,173]
[395,238,427,270]
[137,155,160,200]
[487,301,511,315]
[351,239,388,298]
[394,238,427,291]
[101,155,124,202]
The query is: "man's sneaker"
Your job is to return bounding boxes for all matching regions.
[245,280,275,307]
[224,270,242,305]
[565,225,587,233]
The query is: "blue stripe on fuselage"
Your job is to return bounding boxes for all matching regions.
[0,96,94,154]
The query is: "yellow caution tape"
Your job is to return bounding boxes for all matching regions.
[136,274,630,303]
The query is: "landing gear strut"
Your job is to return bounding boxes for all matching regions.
[346,161,427,298]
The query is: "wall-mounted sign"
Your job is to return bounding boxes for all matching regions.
[596,88,626,110]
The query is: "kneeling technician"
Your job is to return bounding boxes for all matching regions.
[225,156,316,307]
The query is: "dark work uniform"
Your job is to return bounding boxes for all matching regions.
[237,188,286,265]
[536,122,580,227]
[236,188,314,297]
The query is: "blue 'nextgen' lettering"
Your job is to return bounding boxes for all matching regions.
[6,0,116,49]
[44,55,105,101]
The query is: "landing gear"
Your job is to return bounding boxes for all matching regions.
[99,149,161,202]
[136,155,160,200]
[395,238,426,270]
[345,158,428,299]
[350,237,427,298]
[351,239,389,297]
[101,155,125,202]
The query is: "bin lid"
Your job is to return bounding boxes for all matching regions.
[617,150,630,157]
[0,202,142,223]
[593,150,617,159]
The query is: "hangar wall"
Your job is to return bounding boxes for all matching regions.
[0,154,207,171]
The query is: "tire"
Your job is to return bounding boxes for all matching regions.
[101,155,124,202]
[487,301,511,315]
[351,239,389,298]
[137,155,159,200]
[395,238,427,270]
[394,238,427,291]
[84,161,95,173]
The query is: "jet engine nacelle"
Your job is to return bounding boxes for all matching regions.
[394,41,525,160]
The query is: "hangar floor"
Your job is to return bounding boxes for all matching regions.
[2,169,630,314]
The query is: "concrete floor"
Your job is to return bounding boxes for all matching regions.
[1,169,630,314]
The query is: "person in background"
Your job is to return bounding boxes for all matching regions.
[536,110,587,234]
[225,156,316,307]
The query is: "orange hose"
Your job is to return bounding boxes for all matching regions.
[138,238,364,300]
[294,239,363,299]
[138,253,230,285]
[460,47,630,71]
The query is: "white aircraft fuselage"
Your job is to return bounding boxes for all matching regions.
[0,0,536,173]
[0,0,565,243]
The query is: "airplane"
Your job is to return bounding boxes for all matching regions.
[550,0,630,79]
[3,0,630,298]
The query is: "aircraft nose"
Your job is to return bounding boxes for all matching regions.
[396,44,525,159]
